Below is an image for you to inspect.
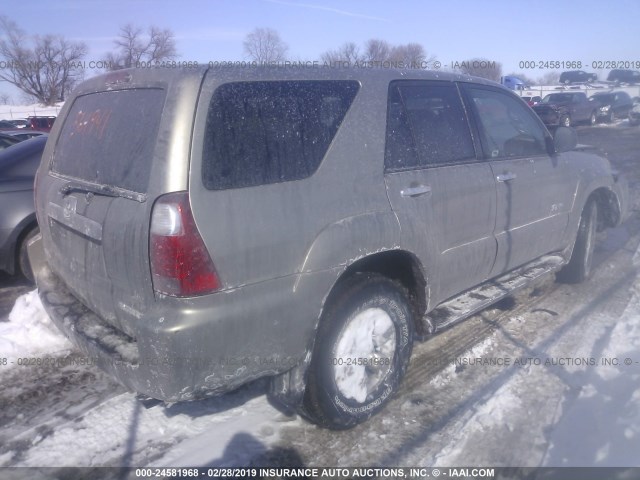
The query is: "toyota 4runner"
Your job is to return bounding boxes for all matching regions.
[30,66,628,429]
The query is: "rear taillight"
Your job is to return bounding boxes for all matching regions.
[150,192,220,296]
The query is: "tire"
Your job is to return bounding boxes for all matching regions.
[608,111,615,123]
[17,226,39,283]
[558,200,597,284]
[560,115,571,127]
[589,111,597,126]
[302,273,414,429]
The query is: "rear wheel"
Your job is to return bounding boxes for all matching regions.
[302,273,414,429]
[558,200,597,283]
[18,226,39,283]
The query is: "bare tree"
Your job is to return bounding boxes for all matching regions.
[390,43,436,68]
[105,24,178,70]
[538,71,560,85]
[323,39,435,68]
[0,16,87,105]
[0,92,11,104]
[364,39,391,62]
[243,27,288,63]
[321,42,363,65]
[454,58,502,82]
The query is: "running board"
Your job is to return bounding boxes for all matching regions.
[423,255,565,333]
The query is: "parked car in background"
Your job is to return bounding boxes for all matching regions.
[559,70,597,84]
[30,67,627,429]
[607,69,640,85]
[27,116,56,132]
[532,92,597,127]
[589,91,633,123]
[0,133,22,151]
[0,129,47,141]
[522,95,542,106]
[629,97,640,126]
[0,135,47,281]
[7,119,29,129]
[0,120,18,129]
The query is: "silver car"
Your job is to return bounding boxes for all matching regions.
[30,66,628,429]
[0,136,46,281]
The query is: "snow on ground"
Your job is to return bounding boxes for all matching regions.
[0,221,639,468]
[0,103,63,121]
[541,246,640,466]
[0,291,295,468]
[428,335,495,388]
[419,240,640,467]
[12,386,292,468]
[0,290,71,362]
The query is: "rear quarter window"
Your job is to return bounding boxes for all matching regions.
[202,80,359,190]
[51,88,165,193]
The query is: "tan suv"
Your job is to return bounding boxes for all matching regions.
[30,66,628,429]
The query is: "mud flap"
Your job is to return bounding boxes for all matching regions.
[268,361,310,414]
[27,232,45,284]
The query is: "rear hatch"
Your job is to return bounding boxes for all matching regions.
[37,71,201,337]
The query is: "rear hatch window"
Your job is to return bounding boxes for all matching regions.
[51,89,165,193]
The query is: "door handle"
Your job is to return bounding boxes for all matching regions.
[496,172,517,182]
[400,185,432,197]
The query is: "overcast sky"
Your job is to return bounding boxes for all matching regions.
[1,0,639,101]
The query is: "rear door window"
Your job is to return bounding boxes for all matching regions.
[52,88,165,194]
[202,80,359,190]
[385,81,476,171]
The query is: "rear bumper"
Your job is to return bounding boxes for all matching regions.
[30,234,332,402]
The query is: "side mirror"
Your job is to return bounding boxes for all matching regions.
[552,126,577,153]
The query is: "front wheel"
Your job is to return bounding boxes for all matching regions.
[560,115,571,127]
[589,111,597,126]
[302,273,414,429]
[558,200,597,283]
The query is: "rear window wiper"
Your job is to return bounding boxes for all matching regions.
[59,181,146,203]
